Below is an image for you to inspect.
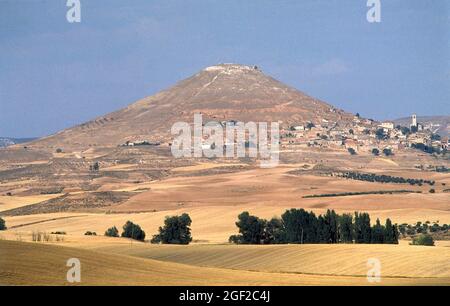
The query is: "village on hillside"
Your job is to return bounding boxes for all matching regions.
[280,113,449,156]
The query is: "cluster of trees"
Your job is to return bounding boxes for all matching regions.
[396,125,411,136]
[121,221,146,241]
[412,143,447,155]
[376,128,389,140]
[398,221,449,237]
[151,213,192,244]
[104,214,193,244]
[435,166,450,173]
[229,209,399,245]
[105,226,119,237]
[105,221,146,241]
[89,162,100,172]
[338,171,435,186]
[0,217,6,230]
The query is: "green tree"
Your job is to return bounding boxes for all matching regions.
[230,212,266,244]
[306,122,315,130]
[371,148,380,156]
[316,215,327,243]
[90,162,100,172]
[264,217,285,244]
[383,218,399,244]
[371,219,385,244]
[121,221,146,241]
[104,226,119,237]
[323,210,339,243]
[383,148,393,156]
[281,209,318,244]
[376,128,386,140]
[0,217,6,230]
[400,126,410,135]
[411,234,434,246]
[339,214,353,243]
[354,212,372,243]
[151,213,193,244]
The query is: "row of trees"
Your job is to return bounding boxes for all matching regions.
[229,209,399,245]
[338,171,435,186]
[412,143,447,155]
[104,213,193,244]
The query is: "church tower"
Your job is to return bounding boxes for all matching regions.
[411,114,417,127]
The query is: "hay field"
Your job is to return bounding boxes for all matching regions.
[90,242,450,279]
[1,240,448,286]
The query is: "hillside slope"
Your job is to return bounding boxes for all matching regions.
[29,64,354,149]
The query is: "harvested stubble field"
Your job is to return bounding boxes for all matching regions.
[1,240,449,286]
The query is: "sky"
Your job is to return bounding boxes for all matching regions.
[0,0,449,138]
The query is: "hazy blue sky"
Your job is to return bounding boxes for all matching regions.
[0,0,449,137]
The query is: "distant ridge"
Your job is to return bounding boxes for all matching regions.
[0,137,37,148]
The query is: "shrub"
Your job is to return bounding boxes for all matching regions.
[85,231,97,236]
[228,235,242,244]
[151,213,192,244]
[50,231,66,235]
[90,162,100,172]
[104,226,119,237]
[347,148,357,155]
[121,221,146,241]
[56,148,63,153]
[429,189,435,193]
[0,217,6,230]
[383,148,393,156]
[411,234,435,246]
